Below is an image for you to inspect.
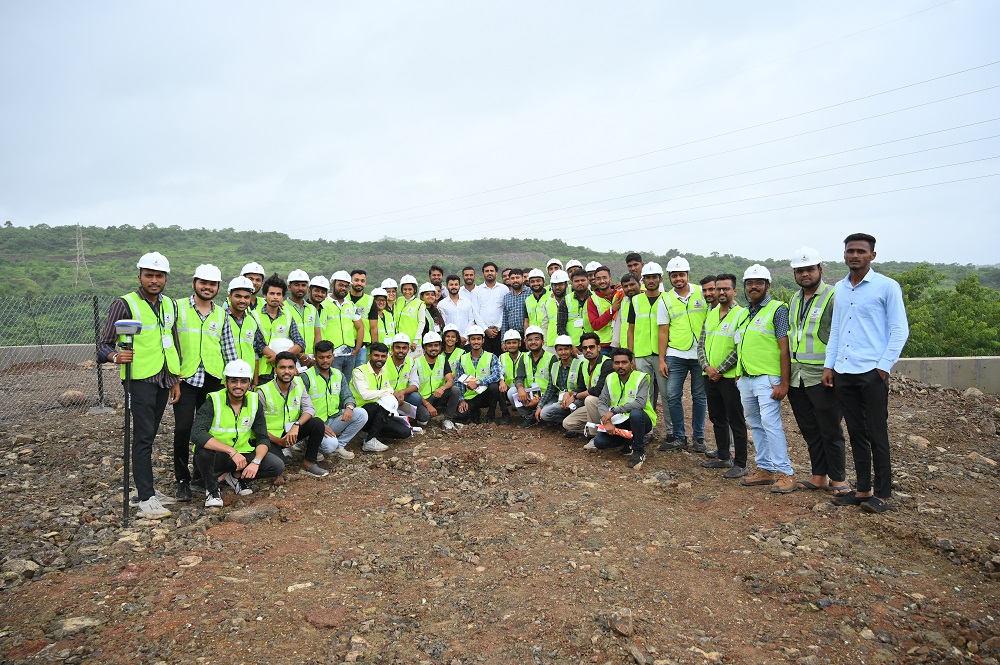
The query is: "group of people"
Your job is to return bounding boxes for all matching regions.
[100,234,908,518]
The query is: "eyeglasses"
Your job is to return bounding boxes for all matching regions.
[581,344,598,350]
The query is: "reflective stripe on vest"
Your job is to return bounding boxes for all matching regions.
[588,293,613,344]
[350,363,385,406]
[789,284,834,365]
[502,352,521,385]
[258,307,293,375]
[394,298,423,340]
[416,356,447,399]
[321,299,358,348]
[177,298,226,379]
[662,285,708,351]
[567,295,592,345]
[459,351,495,400]
[445,348,465,370]
[287,300,319,355]
[518,351,554,393]
[207,389,259,454]
[385,357,414,391]
[564,357,586,393]
[351,293,375,344]
[228,310,260,366]
[630,292,663,358]
[525,292,550,330]
[736,299,783,377]
[619,297,631,349]
[258,376,305,437]
[376,310,396,344]
[703,305,745,378]
[302,366,343,421]
[544,297,561,346]
[608,370,657,428]
[120,292,180,380]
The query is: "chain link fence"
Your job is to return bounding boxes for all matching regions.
[0,295,124,421]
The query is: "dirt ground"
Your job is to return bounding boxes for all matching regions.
[1,376,999,664]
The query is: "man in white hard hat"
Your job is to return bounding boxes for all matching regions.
[257,274,306,384]
[544,270,571,353]
[734,264,795,494]
[561,332,614,439]
[286,269,321,369]
[825,233,908,514]
[535,335,582,426]
[439,273,474,345]
[98,252,181,519]
[309,275,331,314]
[500,267,528,346]
[656,256,709,453]
[472,261,509,358]
[627,262,670,439]
[191,359,286,507]
[369,287,395,345]
[257,351,328,477]
[385,333,417,398]
[585,261,601,286]
[524,269,550,341]
[320,270,365,378]
[406,331,461,429]
[348,269,374,366]
[240,262,266,314]
[509,326,555,428]
[591,347,656,470]
[350,342,413,451]
[499,329,523,425]
[586,265,624,356]
[546,258,564,277]
[225,276,266,389]
[172,264,238,501]
[300,340,367,460]
[380,278,398,310]
[455,325,503,424]
[785,248,848,494]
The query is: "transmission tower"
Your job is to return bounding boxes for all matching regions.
[74,222,94,288]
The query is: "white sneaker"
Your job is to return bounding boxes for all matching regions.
[130,488,177,506]
[137,496,171,519]
[443,420,455,430]
[333,447,355,460]
[204,489,223,508]
[583,440,597,450]
[362,438,389,452]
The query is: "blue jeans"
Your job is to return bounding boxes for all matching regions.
[666,356,706,440]
[738,375,793,475]
[593,409,652,453]
[319,408,369,454]
[354,346,368,369]
[331,353,357,380]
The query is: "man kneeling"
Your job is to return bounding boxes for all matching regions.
[590,347,657,470]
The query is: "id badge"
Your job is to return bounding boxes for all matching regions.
[733,330,741,344]
[162,334,173,349]
[574,319,584,328]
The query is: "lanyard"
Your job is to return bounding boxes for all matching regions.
[614,374,629,407]
[228,399,250,446]
[316,369,333,416]
[795,293,817,343]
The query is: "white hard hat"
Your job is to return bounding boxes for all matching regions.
[193,264,221,282]
[502,329,522,342]
[391,332,411,345]
[585,261,601,272]
[743,264,772,281]
[641,261,663,276]
[527,268,545,279]
[465,325,485,338]
[442,323,460,335]
[309,275,330,290]
[666,257,690,273]
[546,258,563,269]
[228,276,255,293]
[565,260,583,271]
[422,331,442,345]
[287,269,310,283]
[554,335,574,347]
[269,337,294,354]
[400,274,418,286]
[550,269,569,284]
[223,359,254,378]
[137,252,170,273]
[371,287,388,298]
[381,278,398,289]
[241,262,265,276]
[524,325,545,338]
[331,270,351,284]
[418,282,437,295]
[790,247,822,269]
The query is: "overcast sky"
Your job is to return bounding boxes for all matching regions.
[1,1,997,265]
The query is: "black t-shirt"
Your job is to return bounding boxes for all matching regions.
[626,295,660,324]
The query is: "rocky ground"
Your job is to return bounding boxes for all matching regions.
[1,375,999,664]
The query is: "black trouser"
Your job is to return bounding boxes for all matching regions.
[704,377,748,467]
[173,376,223,482]
[788,380,846,482]
[482,333,503,356]
[834,369,892,498]
[194,448,285,492]
[274,418,325,463]
[361,403,413,442]
[593,410,652,454]
[456,384,500,423]
[125,380,170,501]
[414,386,461,422]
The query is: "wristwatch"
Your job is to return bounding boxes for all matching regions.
[251,459,261,465]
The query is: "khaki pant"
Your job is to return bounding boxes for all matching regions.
[562,395,601,434]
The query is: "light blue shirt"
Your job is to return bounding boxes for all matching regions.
[825,268,909,374]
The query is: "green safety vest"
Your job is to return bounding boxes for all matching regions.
[119,292,181,380]
[257,376,305,438]
[703,305,745,379]
[662,285,708,351]
[630,292,664,358]
[789,283,834,365]
[502,352,521,385]
[416,355,449,399]
[562,357,587,393]
[257,306,294,375]
[206,389,260,454]
[350,362,387,406]
[566,294,593,345]
[228,309,260,367]
[394,298,423,341]
[736,299,784,377]
[582,357,611,390]
[525,292,550,331]
[445,347,465,370]
[517,351,554,393]
[301,366,343,421]
[375,310,396,344]
[607,370,657,428]
[619,296,631,350]
[385,357,414,391]
[287,300,319,355]
[321,298,359,349]
[544,297,562,346]
[459,351,495,400]
[177,298,226,380]
[588,293,613,344]
[351,293,375,344]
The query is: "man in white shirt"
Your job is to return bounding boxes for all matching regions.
[459,266,478,302]
[438,274,475,345]
[472,261,510,356]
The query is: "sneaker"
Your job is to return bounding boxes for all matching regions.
[362,438,389,452]
[415,420,429,427]
[443,419,455,431]
[454,422,465,430]
[316,452,325,462]
[563,431,581,439]
[740,468,775,486]
[704,449,718,459]
[723,465,749,479]
[333,447,356,460]
[498,413,511,426]
[770,472,796,494]
[662,433,676,444]
[282,448,293,460]
[174,480,192,502]
[701,458,733,469]
[621,445,633,456]
[658,437,689,452]
[583,440,597,450]
[627,450,645,470]
[223,472,253,496]
[204,489,223,508]
[130,489,177,506]
[291,441,305,454]
[136,496,171,519]
[691,438,707,453]
[190,476,205,493]
[518,417,537,429]
[860,497,890,513]
[300,464,329,478]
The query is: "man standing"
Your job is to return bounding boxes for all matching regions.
[286,269,320,368]
[460,266,478,301]
[225,276,265,382]
[455,325,502,424]
[546,258,564,277]
[628,263,670,439]
[349,269,375,366]
[699,275,718,309]
[428,265,445,301]
[257,352,328,477]
[656,257,708,453]
[625,252,644,281]
[173,264,237,501]
[561,333,613,439]
[612,273,640,348]
[241,262,266,314]
[734,265,794,494]
[407,332,461,430]
[586,266,623,356]
[473,262,509,356]
[544,270,571,353]
[566,269,593,350]
[300,340,368,460]
[824,234,909,513]
[439,274,475,344]
[351,342,414,450]
[591,348,655,470]
[524,269,550,335]
[321,270,365,378]
[510,326,554,428]
[257,274,305,384]
[99,252,181,519]
[696,273,749,477]
[501,267,529,343]
[309,275,330,313]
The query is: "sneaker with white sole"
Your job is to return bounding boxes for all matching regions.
[137,496,171,519]
[443,420,455,431]
[362,438,389,452]
[282,448,293,460]
[292,441,304,453]
[300,464,329,478]
[583,440,597,450]
[627,450,645,470]
[222,472,253,496]
[204,489,223,508]
[333,447,355,460]
[130,489,177,506]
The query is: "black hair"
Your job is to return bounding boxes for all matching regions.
[350,269,367,277]
[620,273,638,284]
[369,342,389,354]
[612,347,634,361]
[315,340,334,354]
[570,269,588,281]
[429,265,444,275]
[699,275,717,286]
[715,273,738,288]
[482,261,498,272]
[262,273,287,296]
[507,267,523,277]
[625,252,642,264]
[274,351,297,365]
[445,274,460,284]
[844,232,876,251]
[579,332,600,346]
[462,266,476,274]
[594,265,611,276]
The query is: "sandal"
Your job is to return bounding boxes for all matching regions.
[795,480,828,491]
[830,491,868,506]
[830,483,854,496]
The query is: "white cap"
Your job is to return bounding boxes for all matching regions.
[466,325,485,338]
[790,247,822,269]
[371,287,388,298]
[502,329,522,342]
[585,261,601,272]
[565,259,583,271]
[400,274,418,286]
[223,359,254,378]
[241,262,265,276]
[331,270,351,284]
[309,275,330,290]
[527,268,545,279]
[193,264,221,282]
[418,282,437,295]
[666,257,690,273]
[228,276,255,293]
[269,337,294,354]
[381,278,398,289]
[546,258,563,269]
[287,269,310,283]
[554,335,574,347]
[550,269,569,284]
[422,331,442,345]
[442,323,460,335]
[137,252,170,273]
[743,264,772,281]
[641,261,663,276]
[391,332,411,345]
[524,325,545,338]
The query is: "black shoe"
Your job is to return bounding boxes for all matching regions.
[662,433,676,444]
[691,438,707,454]
[563,431,581,439]
[499,413,511,426]
[627,450,645,469]
[723,465,749,479]
[190,475,205,493]
[518,417,537,429]
[658,437,688,452]
[622,445,633,456]
[701,458,733,469]
[174,479,192,502]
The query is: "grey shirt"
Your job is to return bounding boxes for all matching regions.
[597,371,650,418]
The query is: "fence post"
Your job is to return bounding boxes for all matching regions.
[93,295,105,406]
